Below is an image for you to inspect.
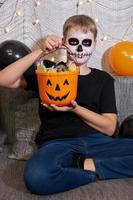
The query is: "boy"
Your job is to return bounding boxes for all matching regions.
[3,15,133,195]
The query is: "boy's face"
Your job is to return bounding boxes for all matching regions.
[64,29,96,65]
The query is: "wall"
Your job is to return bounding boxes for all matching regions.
[0,0,133,70]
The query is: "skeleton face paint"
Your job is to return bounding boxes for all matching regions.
[65,29,95,65]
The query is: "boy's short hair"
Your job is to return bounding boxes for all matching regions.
[63,15,97,40]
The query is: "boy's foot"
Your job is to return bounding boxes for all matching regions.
[84,158,96,171]
[73,154,96,172]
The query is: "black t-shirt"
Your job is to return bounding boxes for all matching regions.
[24,60,117,145]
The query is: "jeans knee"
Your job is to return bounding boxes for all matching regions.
[24,167,52,195]
[23,160,60,195]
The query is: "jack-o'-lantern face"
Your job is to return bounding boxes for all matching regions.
[36,70,78,106]
[46,78,70,102]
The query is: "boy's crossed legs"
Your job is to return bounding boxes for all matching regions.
[24,133,133,195]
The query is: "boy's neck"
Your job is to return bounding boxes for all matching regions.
[67,60,91,75]
[79,65,91,75]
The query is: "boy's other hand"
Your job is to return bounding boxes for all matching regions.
[41,35,66,54]
[41,100,77,112]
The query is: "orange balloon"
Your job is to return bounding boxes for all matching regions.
[109,41,133,75]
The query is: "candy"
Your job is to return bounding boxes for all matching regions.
[37,61,76,73]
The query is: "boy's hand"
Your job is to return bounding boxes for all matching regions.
[41,35,65,54]
[41,100,77,112]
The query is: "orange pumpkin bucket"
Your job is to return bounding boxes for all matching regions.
[36,62,79,106]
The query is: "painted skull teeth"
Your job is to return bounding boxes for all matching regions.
[68,52,92,59]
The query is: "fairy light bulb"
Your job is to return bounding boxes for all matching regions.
[51,57,55,62]
[32,19,39,25]
[86,0,93,3]
[78,1,83,6]
[95,18,99,23]
[16,11,21,16]
[101,36,107,41]
[35,19,39,24]
[4,27,10,33]
[35,0,41,6]
[103,36,107,40]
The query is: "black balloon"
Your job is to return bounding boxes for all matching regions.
[119,115,133,138]
[0,40,31,70]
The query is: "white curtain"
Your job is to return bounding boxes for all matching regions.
[0,0,133,70]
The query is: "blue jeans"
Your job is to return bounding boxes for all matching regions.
[24,133,133,195]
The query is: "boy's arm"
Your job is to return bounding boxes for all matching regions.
[0,35,63,89]
[0,48,43,88]
[43,102,117,137]
[72,105,117,136]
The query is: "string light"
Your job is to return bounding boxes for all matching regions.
[0,0,132,45]
[86,0,93,3]
[35,0,41,6]
[0,0,20,34]
[95,18,99,23]
[76,0,133,42]
[32,0,43,44]
[32,19,40,25]
[16,11,22,16]
[51,57,55,62]
[4,27,10,33]
[32,1,41,26]
[101,36,108,41]
[78,1,84,6]
[0,0,42,35]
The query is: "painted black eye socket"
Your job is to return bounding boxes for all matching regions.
[63,79,69,85]
[82,39,92,47]
[68,38,79,46]
[47,79,52,86]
